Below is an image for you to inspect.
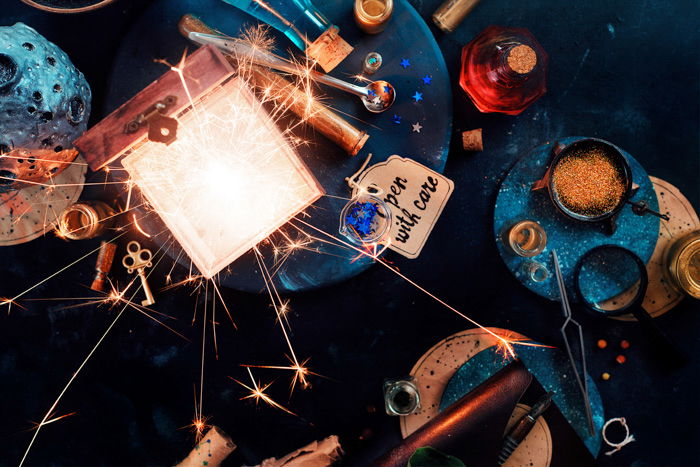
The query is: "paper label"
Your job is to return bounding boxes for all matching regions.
[353,156,454,259]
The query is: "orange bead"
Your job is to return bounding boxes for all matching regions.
[615,355,626,364]
[597,339,608,349]
[601,372,611,381]
[620,340,630,349]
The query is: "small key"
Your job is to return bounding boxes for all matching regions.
[122,241,155,306]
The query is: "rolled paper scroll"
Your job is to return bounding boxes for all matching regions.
[176,426,236,467]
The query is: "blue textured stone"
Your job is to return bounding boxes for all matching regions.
[0,23,91,153]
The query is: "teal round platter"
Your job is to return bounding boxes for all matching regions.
[493,137,660,301]
[104,0,452,293]
[440,343,604,457]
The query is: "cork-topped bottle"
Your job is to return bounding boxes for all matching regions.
[459,26,548,115]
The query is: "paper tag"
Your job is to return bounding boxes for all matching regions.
[353,156,454,259]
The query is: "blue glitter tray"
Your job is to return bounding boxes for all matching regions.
[493,137,660,301]
[105,0,452,293]
[441,344,604,456]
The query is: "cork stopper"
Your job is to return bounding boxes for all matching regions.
[461,128,483,151]
[507,45,537,74]
[306,26,354,73]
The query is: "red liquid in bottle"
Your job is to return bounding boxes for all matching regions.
[459,26,548,115]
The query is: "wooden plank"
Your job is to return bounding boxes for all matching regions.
[75,45,234,171]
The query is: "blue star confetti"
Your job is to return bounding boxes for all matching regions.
[400,58,411,68]
[422,74,432,85]
[367,89,377,97]
[344,201,380,238]
[392,114,402,124]
[384,85,392,94]
[412,91,423,102]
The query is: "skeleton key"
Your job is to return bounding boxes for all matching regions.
[122,241,155,306]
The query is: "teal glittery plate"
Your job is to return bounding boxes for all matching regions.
[493,136,660,301]
[440,344,604,456]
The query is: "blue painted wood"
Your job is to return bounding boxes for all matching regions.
[493,136,659,301]
[104,0,452,293]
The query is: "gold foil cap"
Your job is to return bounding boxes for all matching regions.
[306,26,353,72]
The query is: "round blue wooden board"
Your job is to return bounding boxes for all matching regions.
[493,137,659,301]
[104,0,452,293]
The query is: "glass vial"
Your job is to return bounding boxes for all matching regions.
[384,377,421,416]
[459,26,548,115]
[221,0,352,71]
[354,0,394,34]
[339,194,392,246]
[504,220,547,257]
[362,52,383,75]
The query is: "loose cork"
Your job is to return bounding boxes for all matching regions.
[462,128,483,151]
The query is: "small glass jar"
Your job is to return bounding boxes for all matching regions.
[384,377,421,416]
[521,260,549,283]
[354,0,394,34]
[57,200,115,240]
[504,220,547,257]
[339,194,392,246]
[362,52,383,75]
[665,230,700,299]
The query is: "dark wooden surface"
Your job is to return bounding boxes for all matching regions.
[0,1,698,466]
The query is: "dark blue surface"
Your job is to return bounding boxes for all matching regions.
[494,136,659,301]
[0,1,698,466]
[104,0,452,293]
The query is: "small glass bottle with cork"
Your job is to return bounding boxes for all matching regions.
[459,26,548,115]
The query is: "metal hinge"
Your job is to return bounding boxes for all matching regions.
[124,95,179,145]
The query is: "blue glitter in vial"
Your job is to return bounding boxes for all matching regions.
[344,201,379,238]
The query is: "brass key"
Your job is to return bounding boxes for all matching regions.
[122,241,155,306]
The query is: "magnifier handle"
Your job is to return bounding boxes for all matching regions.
[632,308,687,367]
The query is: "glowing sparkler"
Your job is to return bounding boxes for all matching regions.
[230,368,298,417]
[122,73,323,279]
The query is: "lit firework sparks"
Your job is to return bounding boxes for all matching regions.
[8,26,542,465]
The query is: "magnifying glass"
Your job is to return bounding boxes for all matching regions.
[574,245,686,366]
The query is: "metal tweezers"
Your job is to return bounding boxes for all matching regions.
[552,249,595,436]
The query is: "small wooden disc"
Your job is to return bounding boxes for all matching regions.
[0,155,87,245]
[607,176,699,320]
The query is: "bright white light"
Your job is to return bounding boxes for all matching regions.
[122,77,323,279]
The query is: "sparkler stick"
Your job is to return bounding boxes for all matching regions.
[178,14,369,155]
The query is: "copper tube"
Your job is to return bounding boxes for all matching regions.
[178,14,369,156]
[432,0,481,33]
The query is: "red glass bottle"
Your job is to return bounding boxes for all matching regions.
[459,26,548,115]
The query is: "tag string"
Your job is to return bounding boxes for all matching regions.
[602,417,635,456]
[345,153,383,196]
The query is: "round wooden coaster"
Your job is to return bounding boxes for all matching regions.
[400,328,552,467]
[504,404,553,467]
[0,156,86,245]
[607,176,699,320]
